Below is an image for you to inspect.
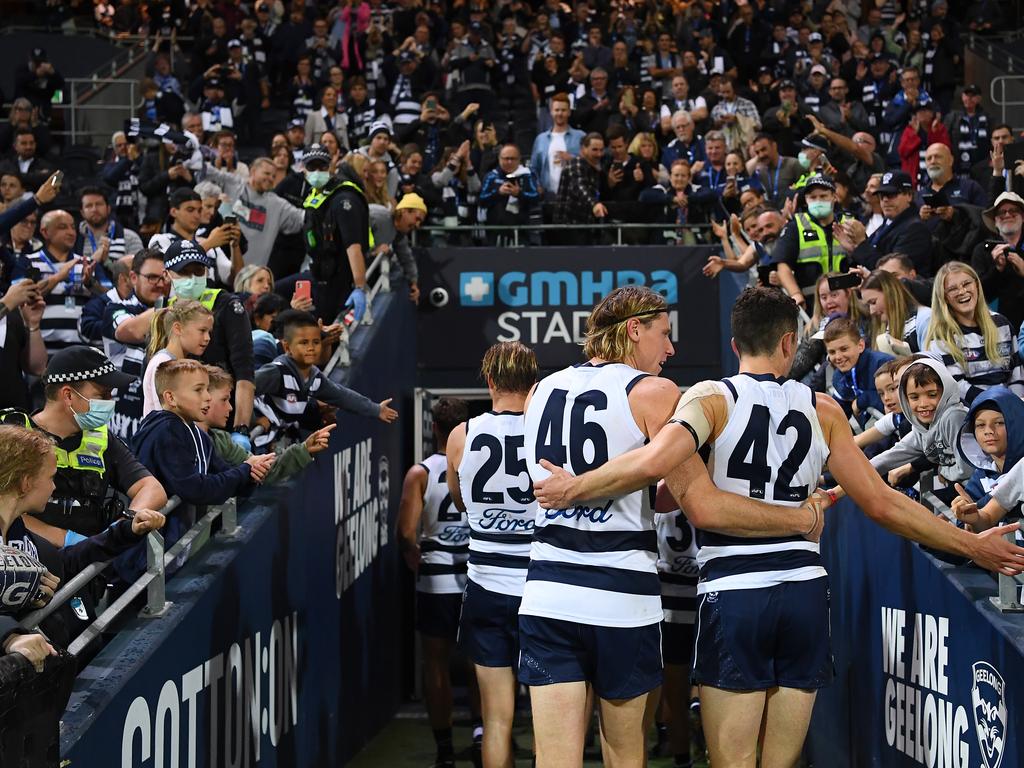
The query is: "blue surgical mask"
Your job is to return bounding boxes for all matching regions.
[807,200,833,219]
[172,275,207,301]
[70,388,116,430]
[798,151,812,170]
[306,170,330,189]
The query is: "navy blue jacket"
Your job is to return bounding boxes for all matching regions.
[832,348,895,422]
[957,386,1024,511]
[132,409,252,507]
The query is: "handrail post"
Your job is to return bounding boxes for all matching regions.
[140,531,170,617]
[380,254,391,294]
[219,498,240,537]
[989,533,1024,612]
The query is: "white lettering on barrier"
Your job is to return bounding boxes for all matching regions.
[880,607,973,767]
[334,438,390,595]
[120,612,299,767]
[496,310,680,346]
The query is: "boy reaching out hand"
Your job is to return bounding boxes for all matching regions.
[202,365,335,483]
[254,310,398,450]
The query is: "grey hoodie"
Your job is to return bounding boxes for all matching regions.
[869,355,972,483]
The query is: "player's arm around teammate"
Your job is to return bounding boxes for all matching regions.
[534,382,826,540]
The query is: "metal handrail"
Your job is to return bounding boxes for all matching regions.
[917,472,1023,613]
[411,221,714,247]
[323,246,393,375]
[990,75,1024,126]
[18,497,182,630]
[17,494,247,654]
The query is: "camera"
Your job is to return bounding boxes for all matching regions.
[429,287,449,308]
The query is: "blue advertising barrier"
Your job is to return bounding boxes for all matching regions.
[808,499,1024,768]
[60,291,416,767]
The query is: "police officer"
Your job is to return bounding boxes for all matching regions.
[0,345,168,545]
[772,174,851,306]
[164,239,255,449]
[302,145,371,325]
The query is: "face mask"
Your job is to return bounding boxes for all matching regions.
[70,388,116,430]
[172,275,207,301]
[807,200,833,219]
[306,170,330,189]
[925,166,944,181]
[798,151,812,170]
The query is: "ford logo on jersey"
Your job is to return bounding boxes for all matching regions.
[543,499,614,523]
[458,270,679,308]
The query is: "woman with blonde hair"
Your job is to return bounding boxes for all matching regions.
[233,265,275,297]
[860,268,931,353]
[925,261,1024,404]
[627,131,667,187]
[364,158,395,209]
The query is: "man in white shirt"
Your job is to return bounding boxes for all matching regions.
[529,94,585,197]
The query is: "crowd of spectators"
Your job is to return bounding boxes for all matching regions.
[1,0,1024,692]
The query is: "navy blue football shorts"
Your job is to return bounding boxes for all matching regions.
[518,615,663,700]
[458,579,522,668]
[691,577,833,691]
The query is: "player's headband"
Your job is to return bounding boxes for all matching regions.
[603,309,665,328]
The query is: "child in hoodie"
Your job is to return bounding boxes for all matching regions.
[824,317,894,428]
[855,357,917,451]
[867,356,972,502]
[253,310,398,451]
[949,387,1024,532]
[133,359,276,515]
[203,365,334,483]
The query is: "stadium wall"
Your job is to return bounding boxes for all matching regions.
[808,499,1024,768]
[60,293,417,767]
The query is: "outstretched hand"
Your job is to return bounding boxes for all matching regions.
[533,459,578,509]
[969,523,1024,576]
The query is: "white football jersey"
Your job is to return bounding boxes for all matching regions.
[417,452,469,594]
[458,411,537,596]
[697,373,830,593]
[656,509,699,625]
[522,362,662,628]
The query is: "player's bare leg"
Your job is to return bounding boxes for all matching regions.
[530,681,589,767]
[699,685,767,767]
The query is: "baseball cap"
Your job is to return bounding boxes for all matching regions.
[876,171,913,194]
[869,52,888,63]
[469,20,483,32]
[396,193,428,214]
[399,50,416,63]
[164,238,214,272]
[302,144,332,168]
[31,47,47,62]
[803,174,835,192]
[227,38,242,48]
[801,134,830,153]
[204,77,223,89]
[288,117,305,130]
[778,79,797,91]
[808,32,823,44]
[44,345,135,390]
[962,84,981,96]
[809,64,828,77]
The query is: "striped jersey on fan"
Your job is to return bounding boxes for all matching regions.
[522,362,662,628]
[20,250,111,355]
[926,313,1024,403]
[416,452,469,594]
[697,373,830,594]
[656,509,699,625]
[458,411,536,597]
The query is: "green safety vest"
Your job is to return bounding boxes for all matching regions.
[0,409,109,474]
[794,211,850,276]
[303,180,375,251]
[169,288,222,311]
